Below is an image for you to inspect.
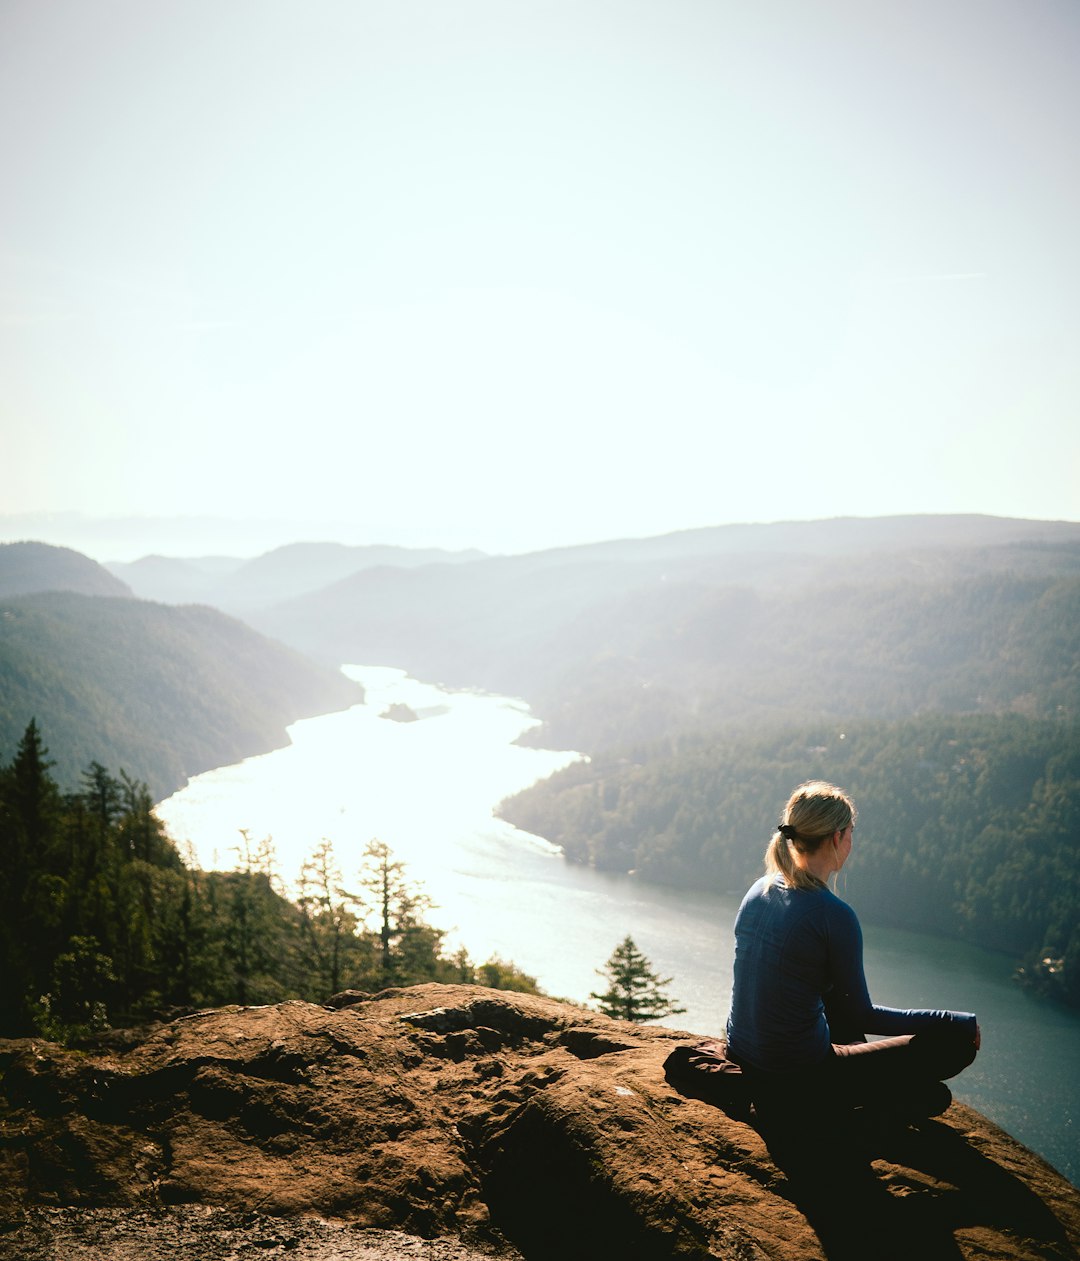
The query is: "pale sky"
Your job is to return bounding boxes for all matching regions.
[3,0,1079,560]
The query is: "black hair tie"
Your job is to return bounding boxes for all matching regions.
[778,823,799,841]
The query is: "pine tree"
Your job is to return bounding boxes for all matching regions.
[297,838,364,997]
[590,935,686,1024]
[221,830,292,1006]
[357,839,433,986]
[81,762,122,831]
[6,720,60,860]
[0,720,63,1032]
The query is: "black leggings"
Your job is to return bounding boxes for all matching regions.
[744,1023,977,1121]
[822,1022,978,1113]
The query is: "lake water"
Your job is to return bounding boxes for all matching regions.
[156,665,1080,1186]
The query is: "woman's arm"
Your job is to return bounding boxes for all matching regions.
[824,898,977,1039]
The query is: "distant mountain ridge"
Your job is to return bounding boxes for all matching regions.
[0,541,362,797]
[107,540,486,612]
[0,541,133,599]
[6,517,1079,797]
[248,515,1080,748]
[491,512,1080,569]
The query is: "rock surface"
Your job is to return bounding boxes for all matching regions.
[0,984,1077,1260]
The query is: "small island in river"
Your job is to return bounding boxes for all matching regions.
[380,701,420,723]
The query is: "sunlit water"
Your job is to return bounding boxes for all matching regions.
[156,666,1079,1185]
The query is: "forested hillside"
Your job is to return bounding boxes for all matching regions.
[0,541,132,599]
[499,715,1080,1007]
[517,568,1080,751]
[0,592,361,798]
[251,516,1080,1009]
[260,550,1080,753]
[6,519,1077,1013]
[260,519,1080,689]
[0,725,537,1040]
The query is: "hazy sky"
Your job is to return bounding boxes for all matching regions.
[3,0,1079,559]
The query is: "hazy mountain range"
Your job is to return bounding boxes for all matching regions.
[247,515,1080,751]
[4,513,1079,1006]
[3,515,1078,797]
[106,541,485,614]
[0,543,360,797]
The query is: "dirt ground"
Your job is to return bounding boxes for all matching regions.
[0,1206,524,1261]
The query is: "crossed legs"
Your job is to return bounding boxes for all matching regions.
[824,1023,978,1118]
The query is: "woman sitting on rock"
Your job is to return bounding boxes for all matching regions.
[725,780,979,1122]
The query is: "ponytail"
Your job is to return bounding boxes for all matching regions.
[765,780,856,891]
[766,830,824,891]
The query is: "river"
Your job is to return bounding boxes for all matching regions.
[156,665,1080,1186]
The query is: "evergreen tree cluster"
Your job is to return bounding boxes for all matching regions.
[500,714,1080,1009]
[0,723,539,1042]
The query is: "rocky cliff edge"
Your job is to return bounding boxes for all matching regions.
[0,984,1077,1260]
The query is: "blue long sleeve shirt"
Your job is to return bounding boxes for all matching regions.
[726,874,976,1072]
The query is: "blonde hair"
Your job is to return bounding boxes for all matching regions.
[765,780,857,891]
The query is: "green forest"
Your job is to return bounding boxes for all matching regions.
[499,714,1080,1009]
[0,723,538,1043]
[0,591,360,798]
[512,570,1080,754]
[257,532,1080,759]
[4,526,1078,1028]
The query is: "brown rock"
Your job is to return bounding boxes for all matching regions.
[0,984,1077,1260]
